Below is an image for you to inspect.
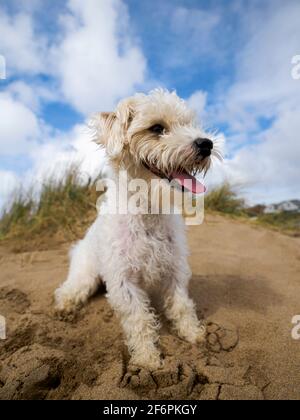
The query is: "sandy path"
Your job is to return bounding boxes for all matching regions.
[0,214,299,400]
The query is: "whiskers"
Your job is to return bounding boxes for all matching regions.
[211,133,224,163]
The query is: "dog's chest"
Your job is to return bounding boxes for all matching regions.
[122,216,175,283]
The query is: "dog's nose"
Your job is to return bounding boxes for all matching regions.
[193,138,213,157]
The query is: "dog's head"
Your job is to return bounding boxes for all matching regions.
[92,89,222,193]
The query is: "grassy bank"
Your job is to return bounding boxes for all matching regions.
[0,167,99,250]
[253,212,300,236]
[0,170,299,251]
[204,184,300,236]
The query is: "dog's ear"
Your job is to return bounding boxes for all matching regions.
[91,99,135,159]
[92,112,120,157]
[115,97,135,134]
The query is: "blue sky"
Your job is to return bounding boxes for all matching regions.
[0,0,300,206]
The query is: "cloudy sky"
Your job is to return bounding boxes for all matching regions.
[0,0,299,207]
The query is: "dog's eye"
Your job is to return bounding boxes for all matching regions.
[149,124,165,135]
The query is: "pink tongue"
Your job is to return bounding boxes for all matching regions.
[171,172,206,194]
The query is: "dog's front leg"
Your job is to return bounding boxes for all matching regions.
[54,239,100,313]
[106,274,162,370]
[164,265,206,344]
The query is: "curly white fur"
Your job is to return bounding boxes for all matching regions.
[55,89,220,369]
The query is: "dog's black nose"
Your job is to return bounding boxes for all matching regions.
[193,138,213,157]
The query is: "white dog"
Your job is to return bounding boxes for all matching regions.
[55,89,220,369]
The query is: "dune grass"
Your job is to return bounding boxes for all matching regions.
[0,167,99,248]
[204,184,300,235]
[254,212,300,236]
[0,170,298,251]
[204,183,246,215]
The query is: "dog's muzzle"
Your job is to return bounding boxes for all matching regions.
[193,138,214,158]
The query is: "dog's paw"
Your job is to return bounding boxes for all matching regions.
[120,366,158,391]
[130,350,163,371]
[54,287,79,316]
[177,322,207,346]
[195,323,207,344]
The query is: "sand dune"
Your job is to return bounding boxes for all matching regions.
[0,214,299,400]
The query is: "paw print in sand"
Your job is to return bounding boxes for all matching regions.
[206,322,239,353]
[120,357,208,399]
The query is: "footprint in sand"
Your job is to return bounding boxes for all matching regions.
[0,344,63,400]
[206,322,239,353]
[119,321,266,400]
[0,287,31,314]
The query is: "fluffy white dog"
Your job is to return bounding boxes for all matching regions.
[55,89,220,369]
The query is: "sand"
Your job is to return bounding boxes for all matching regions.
[0,214,299,400]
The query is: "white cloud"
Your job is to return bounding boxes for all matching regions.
[27,123,105,184]
[51,0,146,115]
[0,170,20,211]
[0,8,46,75]
[6,81,57,112]
[0,115,106,208]
[0,119,106,208]
[0,92,42,155]
[213,1,300,128]
[0,0,145,210]
[226,103,300,203]
[0,0,146,114]
[187,90,207,123]
[203,1,300,203]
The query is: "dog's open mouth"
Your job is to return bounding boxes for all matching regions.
[143,162,206,194]
[170,170,206,194]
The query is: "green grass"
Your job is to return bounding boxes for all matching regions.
[204,183,246,215]
[0,166,99,248]
[204,184,300,235]
[0,172,299,251]
[254,212,300,236]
